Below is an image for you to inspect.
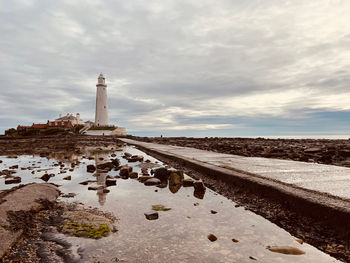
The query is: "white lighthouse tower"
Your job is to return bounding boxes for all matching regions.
[95,73,109,126]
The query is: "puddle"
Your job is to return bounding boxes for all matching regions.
[0,145,339,262]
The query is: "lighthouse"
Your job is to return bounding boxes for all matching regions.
[95,73,109,126]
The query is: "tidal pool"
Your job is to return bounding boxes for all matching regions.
[0,145,339,262]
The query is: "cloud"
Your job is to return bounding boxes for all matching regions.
[1,0,350,136]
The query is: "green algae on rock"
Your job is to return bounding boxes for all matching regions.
[63,222,110,239]
[152,205,171,211]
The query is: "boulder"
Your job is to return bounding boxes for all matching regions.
[144,178,161,186]
[168,171,184,194]
[87,164,96,173]
[193,179,206,192]
[144,211,158,220]
[154,167,170,181]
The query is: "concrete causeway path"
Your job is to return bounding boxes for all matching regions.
[120,138,350,221]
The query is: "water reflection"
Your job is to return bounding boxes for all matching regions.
[94,151,111,206]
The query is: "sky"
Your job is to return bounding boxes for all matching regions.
[1,0,350,137]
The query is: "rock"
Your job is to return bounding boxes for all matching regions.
[144,211,159,220]
[208,234,217,242]
[193,179,206,199]
[9,165,18,169]
[119,167,130,178]
[154,167,170,181]
[106,178,117,186]
[193,179,206,192]
[168,171,184,193]
[144,178,161,186]
[129,172,138,179]
[130,155,144,162]
[124,152,132,158]
[232,238,239,243]
[111,158,120,167]
[267,246,305,255]
[41,173,51,182]
[96,162,114,171]
[211,210,217,214]
[138,175,153,183]
[141,168,149,175]
[111,153,116,157]
[183,178,194,187]
[87,164,96,173]
[63,175,71,180]
[0,160,2,163]
[152,205,171,211]
[249,256,257,260]
[5,176,21,184]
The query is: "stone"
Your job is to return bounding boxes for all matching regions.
[144,211,158,220]
[183,178,194,187]
[111,158,120,167]
[141,168,149,175]
[154,167,170,181]
[208,234,217,242]
[152,205,171,211]
[144,178,161,186]
[41,173,51,182]
[193,179,206,199]
[87,164,96,173]
[138,176,153,183]
[5,176,21,184]
[211,210,217,214]
[267,246,305,255]
[106,178,117,186]
[168,171,184,194]
[130,155,144,162]
[124,152,132,158]
[96,162,114,171]
[232,238,239,243]
[129,172,138,179]
[193,179,206,192]
[119,167,130,178]
[63,175,71,180]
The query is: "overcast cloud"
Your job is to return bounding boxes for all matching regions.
[1,0,350,137]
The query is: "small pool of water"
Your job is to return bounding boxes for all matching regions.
[0,145,339,262]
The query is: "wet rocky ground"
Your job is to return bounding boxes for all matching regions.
[0,135,346,262]
[131,136,350,167]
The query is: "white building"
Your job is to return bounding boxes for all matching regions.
[48,113,83,128]
[95,73,109,126]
